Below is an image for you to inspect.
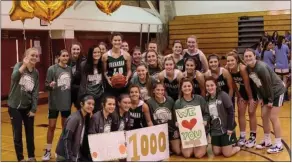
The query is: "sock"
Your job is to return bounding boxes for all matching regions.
[46,144,52,151]
[240,132,246,138]
[275,138,282,147]
[264,133,271,144]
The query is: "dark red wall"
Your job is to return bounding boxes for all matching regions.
[1,30,156,98]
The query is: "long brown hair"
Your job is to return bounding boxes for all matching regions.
[205,76,221,101]
[136,63,153,98]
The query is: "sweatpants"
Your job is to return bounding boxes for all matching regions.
[8,107,35,161]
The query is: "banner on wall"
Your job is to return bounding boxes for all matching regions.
[125,124,169,162]
[88,131,127,161]
[175,106,207,149]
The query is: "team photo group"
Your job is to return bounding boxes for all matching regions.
[7,31,290,162]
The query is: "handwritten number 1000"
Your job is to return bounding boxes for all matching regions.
[129,132,166,161]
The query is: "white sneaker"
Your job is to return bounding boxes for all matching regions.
[42,149,51,161]
[245,134,256,148]
[267,145,284,154]
[237,136,246,147]
[255,140,272,150]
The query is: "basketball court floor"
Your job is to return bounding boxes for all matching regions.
[1,101,291,162]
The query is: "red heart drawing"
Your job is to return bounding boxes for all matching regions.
[181,118,197,130]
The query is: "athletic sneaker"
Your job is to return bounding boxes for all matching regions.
[267,145,284,154]
[237,136,246,147]
[255,140,272,149]
[42,149,51,161]
[27,158,37,162]
[245,133,256,148]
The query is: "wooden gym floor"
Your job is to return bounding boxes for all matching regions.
[1,101,291,162]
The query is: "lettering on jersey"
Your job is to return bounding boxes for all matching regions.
[57,72,71,91]
[177,65,184,71]
[19,73,35,92]
[217,81,226,87]
[249,72,262,87]
[109,61,125,68]
[153,107,172,124]
[164,83,179,89]
[130,112,141,119]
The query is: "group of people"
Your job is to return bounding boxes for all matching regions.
[7,32,288,162]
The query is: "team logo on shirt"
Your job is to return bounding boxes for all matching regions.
[57,72,71,91]
[19,73,35,92]
[153,107,172,124]
[118,120,125,131]
[88,69,102,85]
[249,72,262,87]
[104,123,111,133]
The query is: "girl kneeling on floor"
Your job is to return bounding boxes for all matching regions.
[55,94,94,162]
[205,77,240,157]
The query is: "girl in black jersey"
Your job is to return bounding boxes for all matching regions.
[183,35,209,72]
[111,94,132,131]
[158,56,183,101]
[164,40,184,71]
[205,54,234,97]
[146,83,180,155]
[183,57,206,97]
[102,32,132,97]
[130,63,156,101]
[145,50,162,79]
[128,85,153,130]
[173,78,210,158]
[226,51,258,148]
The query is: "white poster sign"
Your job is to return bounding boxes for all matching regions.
[88,131,127,161]
[175,106,208,149]
[125,124,169,161]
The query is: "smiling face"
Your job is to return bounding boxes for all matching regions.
[181,81,193,96]
[243,51,256,67]
[130,87,140,101]
[173,42,182,55]
[206,80,217,96]
[59,51,70,65]
[112,36,122,49]
[104,98,116,114]
[26,49,39,66]
[164,59,175,73]
[136,65,147,80]
[153,84,165,99]
[226,55,237,70]
[132,49,142,63]
[118,97,131,112]
[121,42,129,52]
[82,99,95,114]
[93,47,102,61]
[208,57,219,71]
[146,51,158,66]
[71,44,81,60]
[187,37,196,51]
[185,59,196,74]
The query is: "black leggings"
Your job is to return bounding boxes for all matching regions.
[8,107,35,161]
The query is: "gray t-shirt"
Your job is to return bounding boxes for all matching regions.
[130,74,157,101]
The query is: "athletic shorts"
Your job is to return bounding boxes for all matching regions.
[48,110,71,119]
[275,68,289,76]
[211,132,237,147]
[263,93,285,107]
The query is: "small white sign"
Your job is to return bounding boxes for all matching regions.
[175,106,208,149]
[88,131,127,161]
